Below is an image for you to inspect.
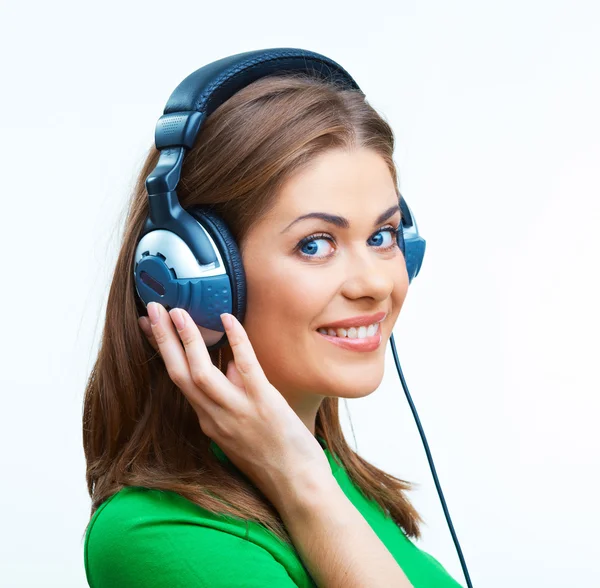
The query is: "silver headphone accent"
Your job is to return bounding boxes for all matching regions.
[134,220,227,279]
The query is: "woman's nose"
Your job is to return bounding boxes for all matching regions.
[342,251,397,299]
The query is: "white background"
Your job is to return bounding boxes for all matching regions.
[1,1,598,586]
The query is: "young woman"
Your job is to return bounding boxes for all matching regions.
[82,72,463,587]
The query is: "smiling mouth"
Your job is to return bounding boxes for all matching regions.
[316,322,381,339]
[315,328,382,352]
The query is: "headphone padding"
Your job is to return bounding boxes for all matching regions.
[187,206,247,325]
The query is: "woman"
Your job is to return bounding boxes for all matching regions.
[82,72,462,587]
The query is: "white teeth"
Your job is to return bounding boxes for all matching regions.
[317,323,380,339]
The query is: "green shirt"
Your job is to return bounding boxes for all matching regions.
[84,438,463,587]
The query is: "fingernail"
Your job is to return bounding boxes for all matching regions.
[147,302,160,326]
[169,308,185,331]
[220,313,232,330]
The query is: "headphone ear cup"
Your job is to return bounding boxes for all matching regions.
[187,206,247,326]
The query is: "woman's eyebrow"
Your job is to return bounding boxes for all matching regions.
[280,204,400,234]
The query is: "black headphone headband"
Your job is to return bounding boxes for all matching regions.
[153,47,362,151]
[142,48,367,268]
[140,47,423,290]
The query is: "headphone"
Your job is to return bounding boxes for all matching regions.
[133,48,472,587]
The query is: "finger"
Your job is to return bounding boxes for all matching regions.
[144,303,221,424]
[225,359,245,389]
[168,308,240,408]
[138,317,159,352]
[221,313,270,395]
[168,308,213,377]
[147,302,200,394]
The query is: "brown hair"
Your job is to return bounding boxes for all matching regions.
[82,72,424,546]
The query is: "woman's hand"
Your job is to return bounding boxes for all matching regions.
[138,302,332,508]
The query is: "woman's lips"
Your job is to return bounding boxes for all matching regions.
[316,330,382,352]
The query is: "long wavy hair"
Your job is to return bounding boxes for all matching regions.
[82,72,424,546]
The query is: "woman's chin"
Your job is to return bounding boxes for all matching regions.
[319,363,385,398]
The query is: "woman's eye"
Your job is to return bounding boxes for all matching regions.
[298,236,334,258]
[296,227,399,259]
[368,228,397,249]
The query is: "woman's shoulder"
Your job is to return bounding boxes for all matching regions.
[84,485,245,552]
[85,487,192,542]
[87,485,205,523]
[84,486,309,587]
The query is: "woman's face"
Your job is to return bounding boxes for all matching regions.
[229,147,409,417]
